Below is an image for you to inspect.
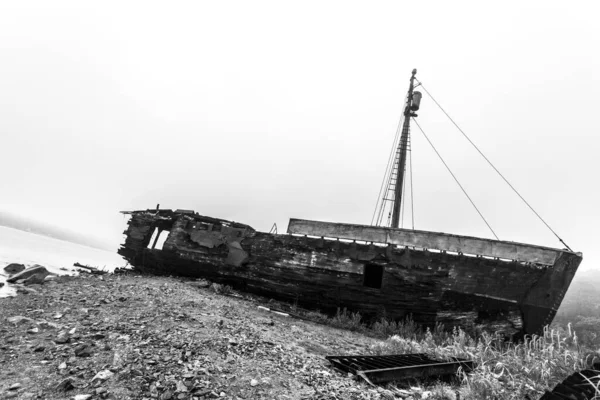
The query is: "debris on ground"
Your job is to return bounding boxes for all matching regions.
[1,272,431,399]
[73,263,107,275]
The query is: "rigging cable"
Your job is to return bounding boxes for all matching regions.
[371,113,404,226]
[379,137,401,227]
[412,118,500,240]
[372,95,410,226]
[416,81,573,251]
[400,165,406,228]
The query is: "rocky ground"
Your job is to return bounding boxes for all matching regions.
[0,271,413,400]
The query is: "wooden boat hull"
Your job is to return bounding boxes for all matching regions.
[118,209,582,337]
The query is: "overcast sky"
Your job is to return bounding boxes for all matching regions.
[1,1,598,271]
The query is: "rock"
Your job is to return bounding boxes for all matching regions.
[7,316,34,325]
[175,381,188,393]
[72,395,92,400]
[15,286,40,295]
[59,362,67,370]
[6,265,50,283]
[91,370,114,382]
[3,392,18,399]
[23,273,46,286]
[56,377,75,391]
[27,327,39,334]
[250,379,259,387]
[33,344,45,352]
[74,343,94,357]
[0,282,4,288]
[95,387,107,395]
[8,383,21,390]
[161,390,174,400]
[38,320,61,330]
[55,331,70,344]
[4,263,25,275]
[91,333,105,340]
[44,275,57,282]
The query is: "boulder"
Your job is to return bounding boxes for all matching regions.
[23,274,46,286]
[7,265,49,283]
[4,263,25,275]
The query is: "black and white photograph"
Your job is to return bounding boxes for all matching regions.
[1,1,599,399]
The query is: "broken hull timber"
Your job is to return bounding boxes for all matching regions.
[118,209,582,337]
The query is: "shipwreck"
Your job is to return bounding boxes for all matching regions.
[119,69,582,337]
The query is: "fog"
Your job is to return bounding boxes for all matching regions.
[1,1,598,271]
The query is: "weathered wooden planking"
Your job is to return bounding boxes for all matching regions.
[119,210,583,335]
[287,219,562,265]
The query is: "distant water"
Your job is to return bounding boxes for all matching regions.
[0,226,126,297]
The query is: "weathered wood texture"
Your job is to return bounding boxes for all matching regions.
[119,210,582,337]
[287,218,566,265]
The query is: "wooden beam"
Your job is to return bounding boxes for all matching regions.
[287,219,562,265]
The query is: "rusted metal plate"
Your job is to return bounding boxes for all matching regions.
[288,218,565,265]
[326,353,474,384]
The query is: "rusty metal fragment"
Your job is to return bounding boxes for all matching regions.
[326,353,474,384]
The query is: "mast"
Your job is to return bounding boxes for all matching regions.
[390,69,421,228]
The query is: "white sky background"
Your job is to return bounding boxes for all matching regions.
[0,1,598,271]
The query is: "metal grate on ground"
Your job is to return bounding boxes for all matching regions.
[326,353,474,385]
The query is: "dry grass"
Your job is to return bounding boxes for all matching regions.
[368,321,600,399]
[300,308,600,398]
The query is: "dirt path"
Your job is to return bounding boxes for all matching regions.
[0,273,395,399]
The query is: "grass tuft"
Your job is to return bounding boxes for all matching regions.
[329,307,364,331]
